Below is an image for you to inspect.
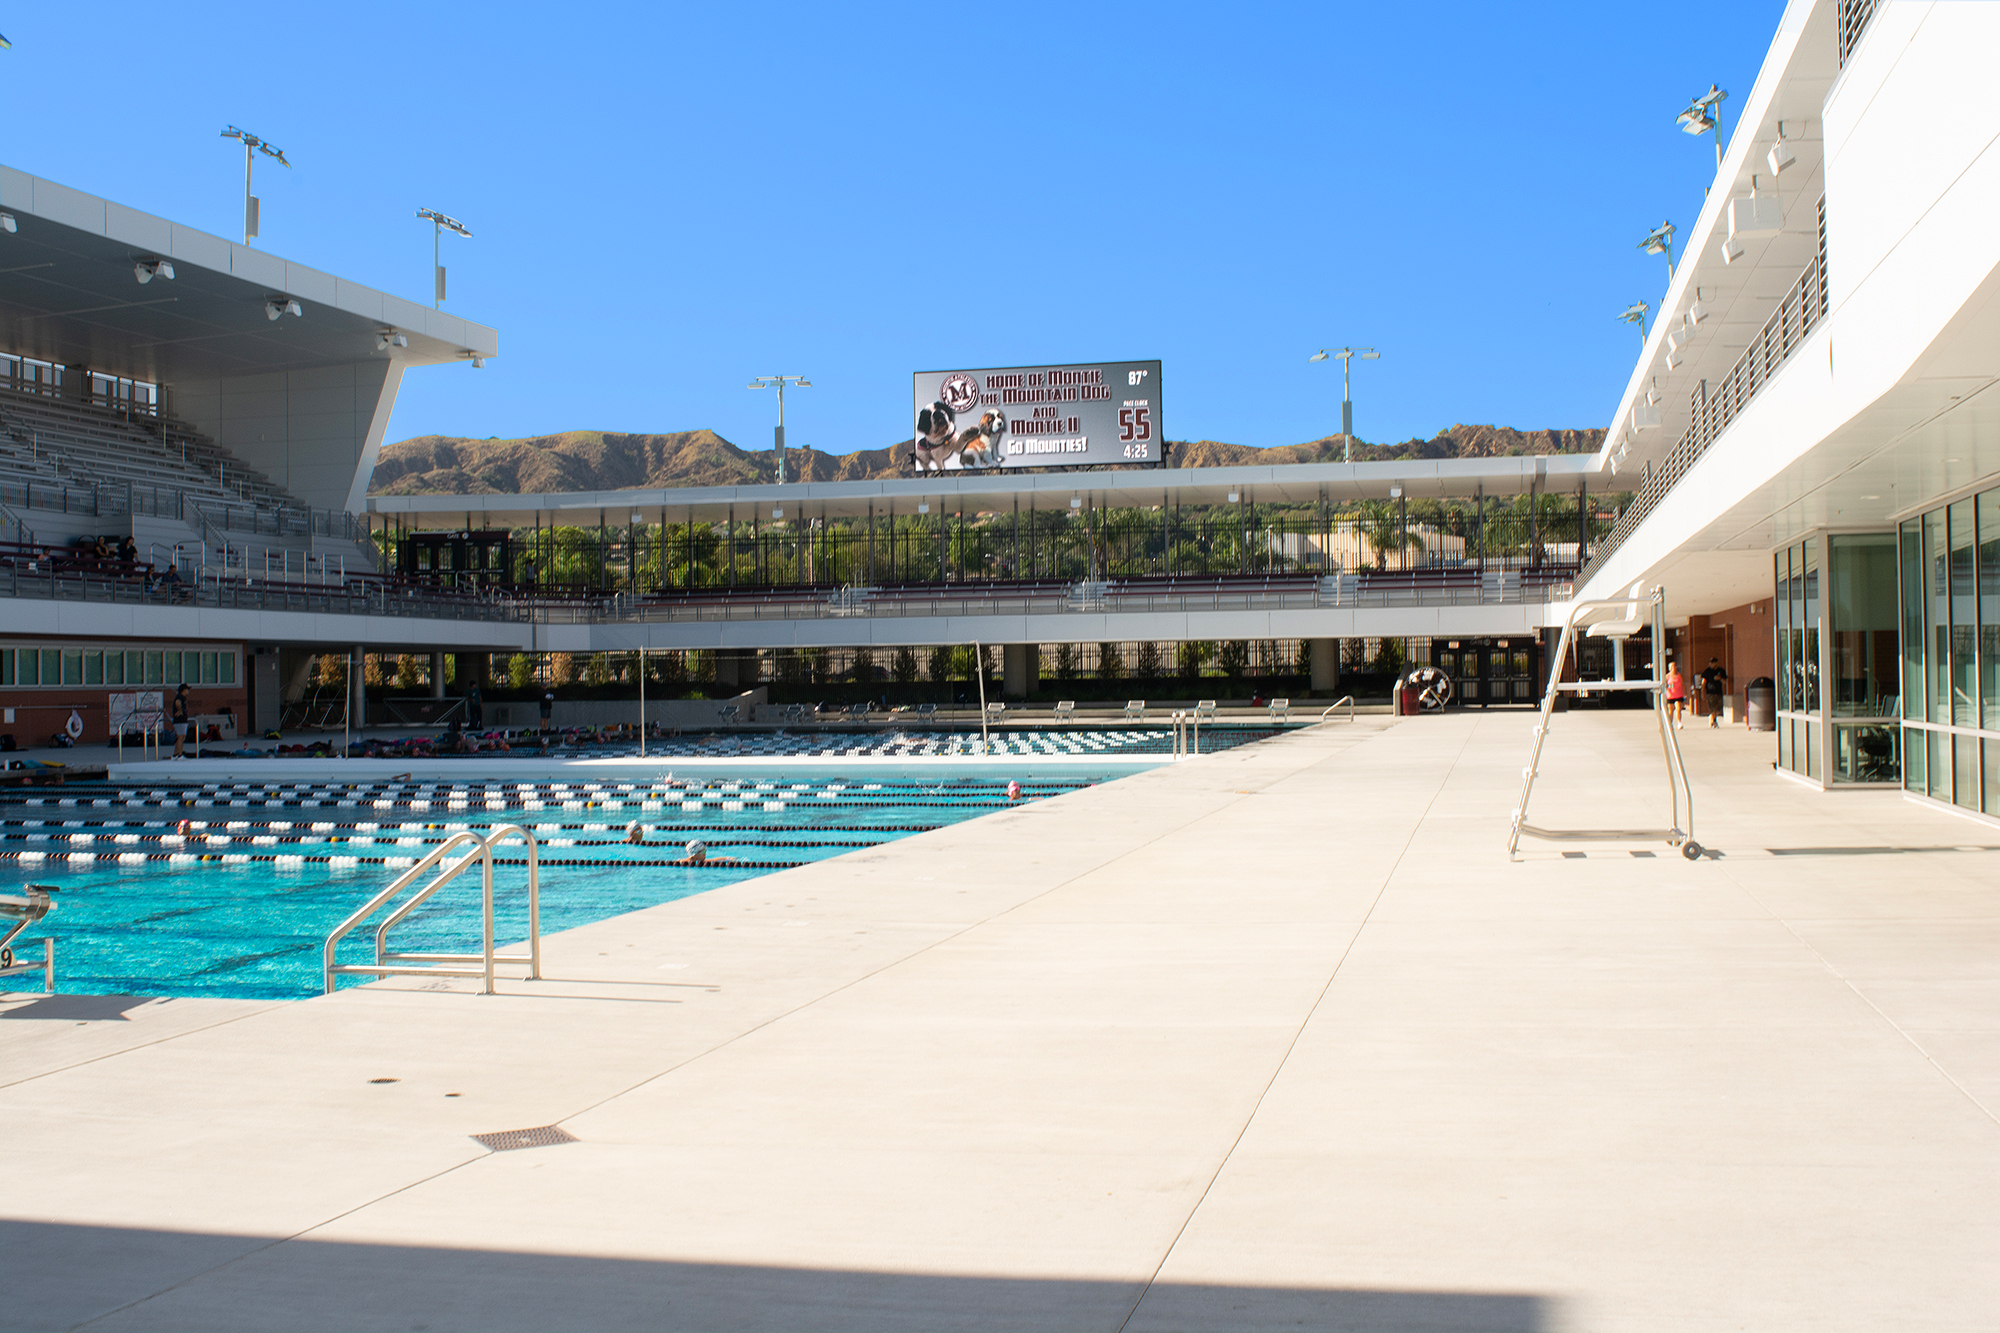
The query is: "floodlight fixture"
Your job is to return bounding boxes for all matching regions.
[1719,234,1745,264]
[1618,300,1651,345]
[470,356,485,369]
[417,208,472,308]
[375,330,408,351]
[265,297,302,320]
[1767,124,1797,175]
[1309,346,1382,462]
[222,126,290,246]
[134,258,174,285]
[1226,491,1240,504]
[0,212,14,234]
[1638,221,1676,278]
[1676,85,1728,166]
[748,374,810,484]
[774,506,786,519]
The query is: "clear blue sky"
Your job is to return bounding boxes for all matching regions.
[4,1,1783,455]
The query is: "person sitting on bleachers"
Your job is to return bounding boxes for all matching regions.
[118,536,138,566]
[157,563,185,601]
[91,536,113,561]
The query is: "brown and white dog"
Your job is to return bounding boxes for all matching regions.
[913,401,957,472]
[953,409,1008,469]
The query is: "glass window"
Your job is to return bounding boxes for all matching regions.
[219,652,236,685]
[164,652,181,686]
[105,651,124,686]
[1925,510,1950,725]
[60,650,81,686]
[17,649,35,687]
[1776,548,1795,711]
[1929,729,1950,803]
[1901,520,1924,722]
[1833,722,1899,784]
[0,649,12,686]
[40,649,59,686]
[1829,533,1898,717]
[1950,498,1977,727]
[145,650,163,685]
[1906,719,1926,791]
[1954,733,1979,810]
[200,652,217,684]
[83,651,101,686]
[1986,739,1999,818]
[1802,538,1820,713]
[1981,490,2000,732]
[127,651,144,684]
[1805,720,1820,781]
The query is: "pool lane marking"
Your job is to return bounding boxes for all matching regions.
[0,849,808,870]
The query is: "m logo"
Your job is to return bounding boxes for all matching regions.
[938,372,980,413]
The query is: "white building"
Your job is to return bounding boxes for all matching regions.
[1571,0,2000,822]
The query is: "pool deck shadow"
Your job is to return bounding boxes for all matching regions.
[4,712,1999,1331]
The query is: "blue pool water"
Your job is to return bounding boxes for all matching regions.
[0,772,1130,1001]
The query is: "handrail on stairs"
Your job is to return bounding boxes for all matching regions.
[1319,695,1356,723]
[321,825,542,995]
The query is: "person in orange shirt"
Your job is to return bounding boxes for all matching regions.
[1664,662,1688,729]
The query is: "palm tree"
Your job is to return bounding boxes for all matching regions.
[1356,500,1421,570]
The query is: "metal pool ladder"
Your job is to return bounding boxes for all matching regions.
[1508,586,1700,861]
[322,824,542,995]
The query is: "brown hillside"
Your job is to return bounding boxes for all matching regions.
[370,424,1605,496]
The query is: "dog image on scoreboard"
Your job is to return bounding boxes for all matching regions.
[953,409,1007,469]
[913,400,956,472]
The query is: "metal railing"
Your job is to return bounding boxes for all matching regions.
[1319,695,1356,723]
[1839,0,1880,65]
[1580,215,1827,589]
[323,825,542,995]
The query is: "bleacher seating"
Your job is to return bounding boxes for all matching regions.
[0,389,301,516]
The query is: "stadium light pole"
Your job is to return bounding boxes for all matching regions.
[1677,85,1728,168]
[1308,347,1380,463]
[220,126,289,247]
[417,209,472,308]
[1638,221,1676,281]
[747,375,810,485]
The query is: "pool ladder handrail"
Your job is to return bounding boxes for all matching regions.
[1318,695,1356,723]
[322,824,542,995]
[1171,710,1201,758]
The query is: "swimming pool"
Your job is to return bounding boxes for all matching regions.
[0,772,1119,1001]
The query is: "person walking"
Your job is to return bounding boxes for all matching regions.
[539,685,555,734]
[170,683,192,759]
[1700,657,1730,728]
[467,681,484,729]
[1664,661,1688,729]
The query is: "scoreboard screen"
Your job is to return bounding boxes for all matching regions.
[910,359,1162,472]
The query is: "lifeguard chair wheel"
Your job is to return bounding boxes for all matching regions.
[1682,841,1704,861]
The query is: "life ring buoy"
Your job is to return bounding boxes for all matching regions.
[64,711,84,740]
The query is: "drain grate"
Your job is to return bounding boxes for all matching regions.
[471,1125,578,1152]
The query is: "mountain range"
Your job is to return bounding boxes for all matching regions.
[368,424,1607,496]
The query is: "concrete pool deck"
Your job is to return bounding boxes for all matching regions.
[3,710,1998,1331]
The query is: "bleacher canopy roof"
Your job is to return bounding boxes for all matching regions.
[0,166,498,385]
[367,453,1604,528]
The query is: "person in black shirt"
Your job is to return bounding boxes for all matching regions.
[1699,657,1729,728]
[539,687,555,734]
[171,683,192,758]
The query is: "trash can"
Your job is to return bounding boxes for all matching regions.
[1398,682,1421,716]
[1745,677,1776,731]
